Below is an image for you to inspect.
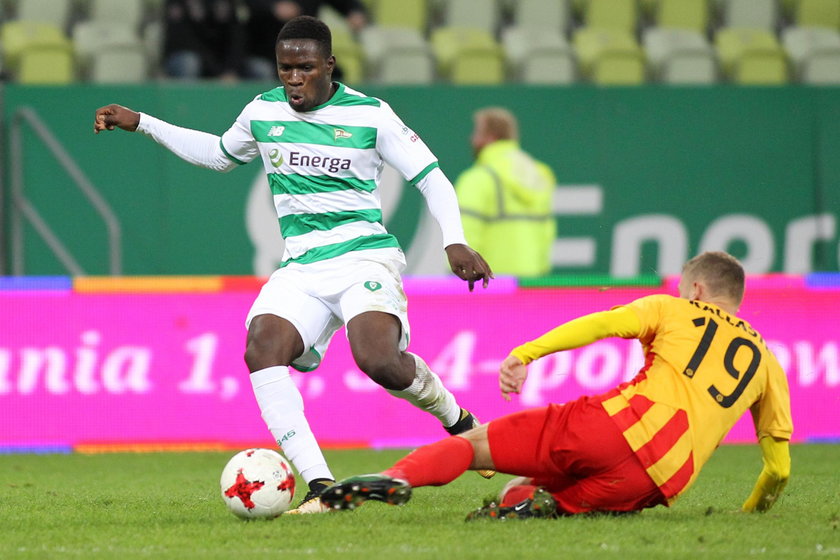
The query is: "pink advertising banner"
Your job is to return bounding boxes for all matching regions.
[0,276,838,451]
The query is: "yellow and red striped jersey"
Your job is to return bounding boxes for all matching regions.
[599,295,792,501]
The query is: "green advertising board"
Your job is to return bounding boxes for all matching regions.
[2,84,838,276]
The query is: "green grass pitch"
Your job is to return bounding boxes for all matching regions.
[1,445,838,559]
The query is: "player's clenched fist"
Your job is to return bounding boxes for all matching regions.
[94,104,140,134]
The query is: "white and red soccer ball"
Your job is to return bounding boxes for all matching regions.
[220,448,296,519]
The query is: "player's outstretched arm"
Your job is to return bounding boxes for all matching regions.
[742,436,790,513]
[445,243,494,292]
[94,104,140,134]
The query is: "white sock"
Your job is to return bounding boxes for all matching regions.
[386,353,462,427]
[250,366,334,484]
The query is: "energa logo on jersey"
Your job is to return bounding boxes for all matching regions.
[268,148,283,167]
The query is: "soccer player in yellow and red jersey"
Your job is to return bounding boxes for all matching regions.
[322,251,793,518]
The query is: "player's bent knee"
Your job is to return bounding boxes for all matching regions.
[355,355,411,391]
[243,335,292,372]
[244,315,304,372]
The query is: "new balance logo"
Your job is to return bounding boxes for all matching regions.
[334,128,353,140]
[267,125,286,137]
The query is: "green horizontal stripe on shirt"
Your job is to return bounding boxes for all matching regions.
[259,87,287,103]
[251,121,377,148]
[219,140,246,165]
[280,209,383,238]
[409,161,439,185]
[268,173,376,195]
[329,94,381,108]
[280,234,400,267]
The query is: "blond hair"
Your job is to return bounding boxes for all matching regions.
[474,107,519,141]
[682,251,745,306]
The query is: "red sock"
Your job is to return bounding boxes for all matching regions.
[383,436,474,487]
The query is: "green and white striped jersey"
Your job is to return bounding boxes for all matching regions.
[219,83,441,267]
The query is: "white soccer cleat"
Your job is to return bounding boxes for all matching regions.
[284,490,332,514]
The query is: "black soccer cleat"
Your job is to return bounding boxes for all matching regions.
[445,408,480,436]
[320,474,412,511]
[465,487,558,521]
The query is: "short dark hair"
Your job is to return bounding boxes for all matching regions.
[276,16,332,57]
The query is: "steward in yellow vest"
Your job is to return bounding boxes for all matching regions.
[455,108,557,277]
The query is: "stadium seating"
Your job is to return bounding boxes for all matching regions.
[715,28,789,84]
[72,21,142,73]
[14,0,73,31]
[794,0,840,29]
[449,46,505,84]
[520,48,577,84]
[502,26,566,65]
[1,0,838,86]
[653,0,711,34]
[87,0,145,30]
[331,30,365,84]
[574,27,646,84]
[0,20,70,72]
[430,26,500,77]
[511,0,571,33]
[89,44,148,83]
[17,43,75,83]
[581,0,639,33]
[783,26,840,83]
[373,0,429,34]
[720,0,780,31]
[503,26,576,83]
[142,19,163,76]
[440,0,502,34]
[644,27,718,83]
[359,25,434,83]
[317,4,352,34]
[379,48,435,83]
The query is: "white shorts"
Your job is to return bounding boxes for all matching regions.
[245,248,410,372]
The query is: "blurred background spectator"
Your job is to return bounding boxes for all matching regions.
[455,107,557,278]
[242,0,368,81]
[163,0,246,81]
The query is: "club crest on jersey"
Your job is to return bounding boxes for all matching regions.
[334,128,353,140]
[267,125,286,137]
[363,281,382,292]
[268,148,284,167]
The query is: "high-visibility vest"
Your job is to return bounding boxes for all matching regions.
[455,139,556,277]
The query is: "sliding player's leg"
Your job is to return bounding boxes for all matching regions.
[321,410,543,511]
[491,396,665,516]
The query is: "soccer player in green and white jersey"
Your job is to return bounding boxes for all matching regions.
[94,16,494,514]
